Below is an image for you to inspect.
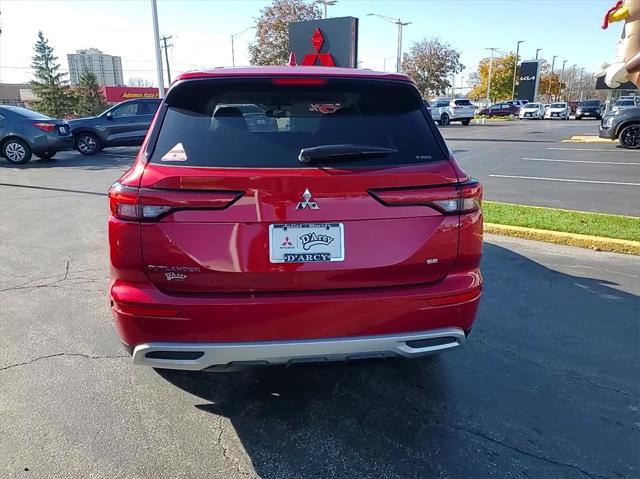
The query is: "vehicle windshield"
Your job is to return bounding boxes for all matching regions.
[526,103,541,108]
[550,103,566,108]
[150,78,446,168]
[581,101,600,107]
[615,100,635,106]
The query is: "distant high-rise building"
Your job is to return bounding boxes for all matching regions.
[67,48,123,86]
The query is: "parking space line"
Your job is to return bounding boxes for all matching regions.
[489,175,640,186]
[548,147,634,153]
[523,158,640,166]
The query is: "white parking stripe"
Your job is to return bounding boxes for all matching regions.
[489,174,640,186]
[548,147,634,153]
[523,158,640,166]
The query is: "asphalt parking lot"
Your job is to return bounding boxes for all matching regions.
[442,119,640,215]
[1,123,639,478]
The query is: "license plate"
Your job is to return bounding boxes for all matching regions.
[269,223,344,263]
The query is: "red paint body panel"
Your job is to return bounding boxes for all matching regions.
[109,68,483,350]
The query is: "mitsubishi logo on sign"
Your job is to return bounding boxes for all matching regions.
[289,17,359,68]
[301,29,336,66]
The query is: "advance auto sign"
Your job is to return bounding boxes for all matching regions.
[515,60,542,102]
[101,87,159,103]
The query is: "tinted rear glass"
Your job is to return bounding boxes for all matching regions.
[150,78,445,168]
[454,99,472,106]
[8,107,50,120]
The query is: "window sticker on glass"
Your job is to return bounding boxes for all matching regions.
[161,143,187,162]
[309,103,342,114]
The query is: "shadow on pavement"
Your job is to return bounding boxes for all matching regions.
[156,244,639,478]
[0,150,137,171]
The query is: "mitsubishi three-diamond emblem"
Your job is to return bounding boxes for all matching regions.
[295,188,319,210]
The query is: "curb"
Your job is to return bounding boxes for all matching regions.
[562,135,616,144]
[485,223,640,255]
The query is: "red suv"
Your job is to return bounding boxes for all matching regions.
[108,66,483,371]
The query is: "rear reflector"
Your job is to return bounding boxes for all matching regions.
[32,122,56,132]
[425,287,482,306]
[114,302,180,317]
[272,78,327,86]
[369,179,482,214]
[108,182,243,221]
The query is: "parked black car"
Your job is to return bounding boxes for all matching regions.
[599,107,640,149]
[0,106,73,164]
[575,100,603,120]
[68,98,161,155]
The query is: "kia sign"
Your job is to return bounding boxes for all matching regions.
[289,17,358,68]
[516,60,542,102]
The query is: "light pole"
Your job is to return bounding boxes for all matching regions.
[560,59,567,100]
[547,55,557,101]
[231,26,255,67]
[535,48,542,60]
[511,40,524,100]
[150,0,165,97]
[367,13,411,73]
[317,0,337,19]
[485,47,498,107]
[579,67,586,101]
[567,64,577,101]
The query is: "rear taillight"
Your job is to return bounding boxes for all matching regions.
[32,122,56,132]
[108,182,243,221]
[369,180,482,215]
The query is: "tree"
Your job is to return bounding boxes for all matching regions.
[30,31,74,117]
[127,77,153,87]
[469,53,517,103]
[249,0,321,66]
[74,70,107,117]
[401,38,464,97]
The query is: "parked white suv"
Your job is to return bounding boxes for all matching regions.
[431,99,476,126]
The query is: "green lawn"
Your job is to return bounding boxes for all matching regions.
[483,201,640,242]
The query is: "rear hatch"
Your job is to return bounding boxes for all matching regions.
[137,77,463,294]
[451,99,475,117]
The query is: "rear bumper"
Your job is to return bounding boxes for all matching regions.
[133,327,467,370]
[31,134,74,154]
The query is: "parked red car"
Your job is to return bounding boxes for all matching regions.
[108,66,483,371]
[477,102,521,118]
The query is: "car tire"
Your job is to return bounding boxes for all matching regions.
[618,124,640,149]
[461,119,471,126]
[35,151,56,160]
[2,138,32,164]
[76,132,100,156]
[440,113,450,126]
[508,113,515,119]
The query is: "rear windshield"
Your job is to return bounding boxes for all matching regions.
[10,107,50,120]
[454,99,472,106]
[150,78,445,168]
[616,100,635,106]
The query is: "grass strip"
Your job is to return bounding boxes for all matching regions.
[483,201,640,242]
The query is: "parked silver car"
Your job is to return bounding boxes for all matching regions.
[430,99,476,126]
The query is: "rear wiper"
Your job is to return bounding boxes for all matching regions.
[298,144,398,163]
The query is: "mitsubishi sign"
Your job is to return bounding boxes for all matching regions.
[516,60,542,102]
[289,17,358,68]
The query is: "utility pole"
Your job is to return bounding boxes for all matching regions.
[579,67,586,101]
[160,35,173,84]
[512,40,524,100]
[367,14,411,73]
[547,55,557,101]
[231,27,255,67]
[535,48,542,60]
[560,59,567,101]
[150,0,165,97]
[485,47,498,107]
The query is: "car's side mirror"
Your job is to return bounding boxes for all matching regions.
[106,112,114,120]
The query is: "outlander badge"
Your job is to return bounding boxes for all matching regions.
[295,188,319,210]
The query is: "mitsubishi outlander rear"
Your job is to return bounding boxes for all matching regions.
[108,66,483,371]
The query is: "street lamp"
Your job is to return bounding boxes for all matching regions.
[485,47,499,107]
[579,67,586,101]
[547,55,558,101]
[231,26,255,67]
[535,48,542,60]
[383,56,395,72]
[367,13,411,73]
[560,59,567,100]
[150,0,165,97]
[512,40,524,100]
[316,0,337,19]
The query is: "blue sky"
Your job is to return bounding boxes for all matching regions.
[0,0,623,85]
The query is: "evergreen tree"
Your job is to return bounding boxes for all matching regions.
[74,69,107,117]
[30,31,74,117]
